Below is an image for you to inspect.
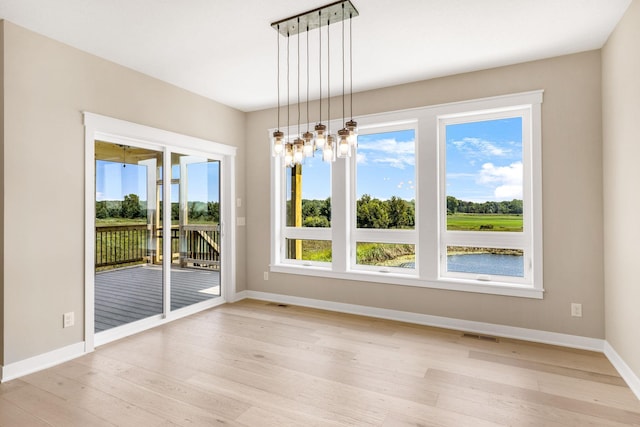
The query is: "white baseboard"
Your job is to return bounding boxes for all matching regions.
[604,341,640,401]
[0,342,85,383]
[232,290,248,302]
[242,291,604,352]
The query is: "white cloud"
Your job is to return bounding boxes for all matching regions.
[447,172,476,179]
[358,137,415,169]
[495,185,522,199]
[451,137,515,160]
[477,162,523,199]
[356,152,367,164]
[372,155,415,169]
[358,138,414,154]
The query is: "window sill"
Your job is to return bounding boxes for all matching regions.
[269,264,544,299]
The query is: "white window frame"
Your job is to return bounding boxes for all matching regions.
[438,107,533,286]
[270,90,543,299]
[272,145,333,269]
[350,121,419,275]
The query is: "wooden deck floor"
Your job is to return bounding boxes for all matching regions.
[95,265,220,332]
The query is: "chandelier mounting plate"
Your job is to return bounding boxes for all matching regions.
[271,0,358,37]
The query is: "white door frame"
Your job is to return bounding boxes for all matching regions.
[83,112,237,352]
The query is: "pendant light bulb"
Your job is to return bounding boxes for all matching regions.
[346,120,358,147]
[303,131,314,157]
[323,134,336,162]
[293,138,304,164]
[337,128,351,158]
[272,131,284,156]
[315,123,326,149]
[284,143,294,167]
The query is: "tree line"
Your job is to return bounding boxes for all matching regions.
[446,196,522,215]
[96,194,220,223]
[297,195,416,229]
[297,194,523,229]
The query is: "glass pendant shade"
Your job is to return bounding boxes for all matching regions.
[284,143,294,167]
[315,123,327,149]
[346,119,358,146]
[293,138,304,164]
[272,130,285,156]
[337,128,351,158]
[303,131,315,157]
[323,134,336,162]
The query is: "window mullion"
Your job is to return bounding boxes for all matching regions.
[332,157,349,273]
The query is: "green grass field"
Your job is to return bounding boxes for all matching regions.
[447,213,522,232]
[296,240,415,267]
[298,240,332,262]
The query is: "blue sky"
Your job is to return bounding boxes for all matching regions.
[446,117,523,202]
[96,160,219,203]
[356,129,416,200]
[299,118,522,203]
[298,129,416,201]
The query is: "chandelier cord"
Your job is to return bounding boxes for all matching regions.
[342,3,345,123]
[318,11,322,125]
[297,18,300,139]
[276,25,280,131]
[350,13,353,121]
[306,25,310,132]
[287,32,290,138]
[327,17,330,134]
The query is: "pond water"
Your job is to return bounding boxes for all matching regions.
[447,253,524,277]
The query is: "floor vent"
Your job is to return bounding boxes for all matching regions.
[266,302,289,308]
[462,332,499,343]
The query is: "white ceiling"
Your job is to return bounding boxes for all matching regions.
[0,0,632,112]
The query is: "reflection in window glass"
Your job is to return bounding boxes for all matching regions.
[446,246,524,277]
[286,155,331,228]
[356,130,415,230]
[356,242,415,268]
[445,118,523,232]
[285,239,332,262]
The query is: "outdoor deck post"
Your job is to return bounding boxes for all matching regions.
[287,164,302,259]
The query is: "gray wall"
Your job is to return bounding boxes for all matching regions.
[1,21,246,364]
[602,0,640,380]
[246,51,605,339]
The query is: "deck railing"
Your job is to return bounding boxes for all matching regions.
[182,224,221,268]
[96,224,220,269]
[95,224,149,267]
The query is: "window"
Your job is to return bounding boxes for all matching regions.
[352,126,417,272]
[278,152,332,266]
[271,91,543,298]
[439,108,532,286]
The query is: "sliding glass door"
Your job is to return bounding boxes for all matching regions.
[93,142,223,334]
[170,153,221,311]
[94,141,165,332]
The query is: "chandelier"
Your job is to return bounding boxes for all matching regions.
[271,0,359,167]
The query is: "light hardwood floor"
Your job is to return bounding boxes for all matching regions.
[1,299,639,426]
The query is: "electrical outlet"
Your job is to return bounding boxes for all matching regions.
[571,303,582,317]
[63,312,75,328]
[264,271,269,280]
